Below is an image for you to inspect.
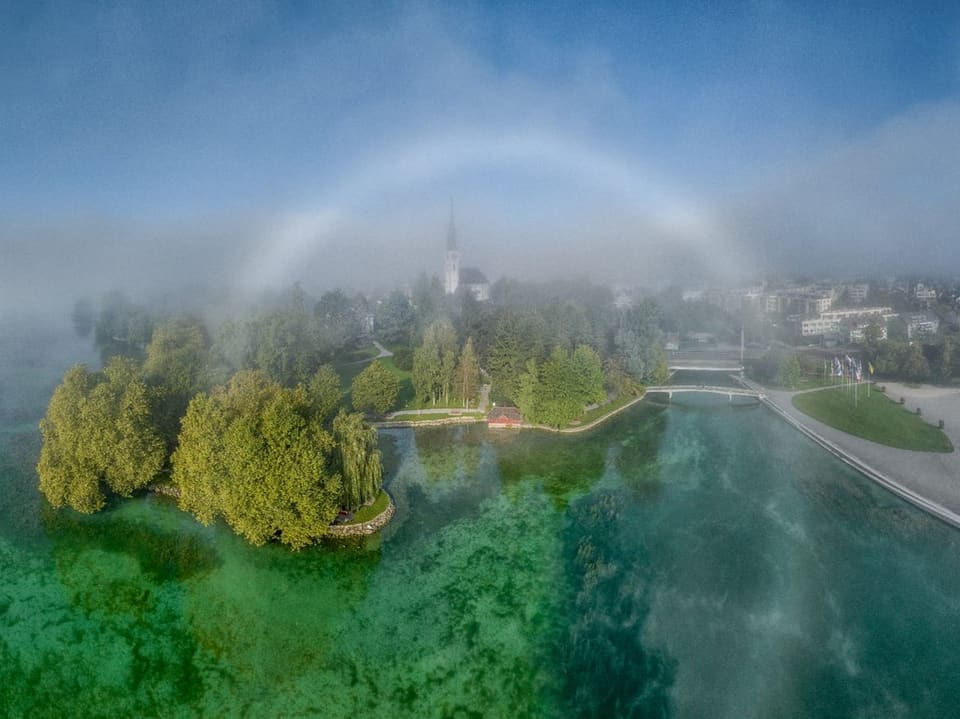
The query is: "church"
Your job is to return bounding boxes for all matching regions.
[443,210,490,301]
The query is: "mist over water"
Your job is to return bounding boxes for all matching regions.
[3,3,960,312]
[3,327,960,717]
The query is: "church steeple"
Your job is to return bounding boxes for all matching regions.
[444,203,460,295]
[446,202,458,251]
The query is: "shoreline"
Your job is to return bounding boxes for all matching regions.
[373,393,647,433]
[520,394,647,434]
[326,491,396,537]
[742,377,960,531]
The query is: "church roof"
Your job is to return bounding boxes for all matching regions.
[459,267,488,285]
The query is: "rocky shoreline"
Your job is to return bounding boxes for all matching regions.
[326,494,396,537]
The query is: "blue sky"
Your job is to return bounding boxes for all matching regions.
[2,1,959,303]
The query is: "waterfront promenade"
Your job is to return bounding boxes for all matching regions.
[749,379,960,529]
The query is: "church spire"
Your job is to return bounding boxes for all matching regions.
[446,201,457,251]
[444,201,460,295]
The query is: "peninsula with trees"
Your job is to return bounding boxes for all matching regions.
[40,272,670,548]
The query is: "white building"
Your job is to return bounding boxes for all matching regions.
[798,306,896,338]
[915,283,937,306]
[846,283,869,304]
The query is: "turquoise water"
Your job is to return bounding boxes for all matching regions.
[3,322,960,717]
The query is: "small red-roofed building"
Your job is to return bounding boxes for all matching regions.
[487,406,522,429]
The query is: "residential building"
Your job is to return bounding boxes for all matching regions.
[797,306,896,338]
[905,313,940,340]
[915,283,937,306]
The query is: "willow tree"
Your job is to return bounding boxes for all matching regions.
[332,409,383,509]
[38,358,165,513]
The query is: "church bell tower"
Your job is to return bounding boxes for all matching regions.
[444,207,459,295]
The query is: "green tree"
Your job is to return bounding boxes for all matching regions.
[614,300,664,383]
[412,341,439,404]
[247,284,325,386]
[937,337,953,381]
[537,347,583,428]
[488,311,541,402]
[604,357,642,397]
[314,289,362,353]
[776,353,802,389]
[571,344,606,405]
[94,291,155,362]
[144,316,211,448]
[411,320,457,405]
[904,341,930,381]
[38,358,165,513]
[516,359,540,424]
[351,360,400,414]
[515,344,606,428]
[455,337,481,408]
[172,371,343,549]
[308,364,344,422]
[37,365,101,513]
[332,409,383,509]
[375,290,415,345]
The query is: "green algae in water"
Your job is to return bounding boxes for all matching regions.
[6,325,960,717]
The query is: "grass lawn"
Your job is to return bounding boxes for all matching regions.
[334,345,382,363]
[571,393,639,427]
[792,387,953,453]
[343,489,391,524]
[388,411,484,422]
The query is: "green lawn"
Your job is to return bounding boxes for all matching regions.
[388,411,484,422]
[792,387,953,453]
[571,393,639,427]
[343,489,391,524]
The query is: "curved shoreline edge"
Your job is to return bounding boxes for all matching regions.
[758,391,960,531]
[326,491,396,537]
[373,393,648,433]
[521,394,647,434]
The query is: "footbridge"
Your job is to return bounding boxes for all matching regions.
[665,347,762,373]
[668,362,745,372]
[645,385,765,401]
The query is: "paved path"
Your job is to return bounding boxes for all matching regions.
[477,384,491,413]
[742,378,960,528]
[372,340,393,358]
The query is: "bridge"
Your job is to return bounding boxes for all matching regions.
[645,385,765,401]
[669,361,744,372]
[665,346,764,373]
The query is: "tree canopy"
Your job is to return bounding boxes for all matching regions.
[171,370,349,549]
[517,344,606,428]
[351,360,400,415]
[38,359,166,513]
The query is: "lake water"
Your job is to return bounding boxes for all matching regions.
[3,319,960,718]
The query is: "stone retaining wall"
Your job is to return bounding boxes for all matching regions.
[326,495,396,537]
[373,417,483,429]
